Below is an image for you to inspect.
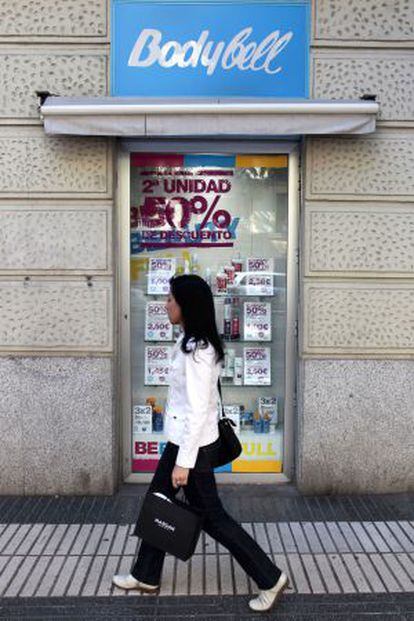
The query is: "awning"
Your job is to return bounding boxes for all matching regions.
[40,97,378,137]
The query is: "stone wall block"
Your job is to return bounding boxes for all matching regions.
[0,357,114,495]
[0,279,113,351]
[313,52,414,120]
[0,130,111,196]
[0,51,107,118]
[0,205,111,271]
[303,282,414,354]
[0,1,107,37]
[304,203,414,276]
[314,0,414,41]
[298,359,414,493]
[306,133,414,199]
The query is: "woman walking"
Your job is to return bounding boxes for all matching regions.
[113,274,288,612]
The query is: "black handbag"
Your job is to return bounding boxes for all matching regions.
[212,379,243,468]
[135,490,203,561]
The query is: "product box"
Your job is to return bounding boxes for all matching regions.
[246,258,274,296]
[244,302,271,341]
[147,258,176,295]
[258,397,278,427]
[144,345,171,385]
[243,347,271,386]
[133,405,152,434]
[223,405,241,434]
[145,302,173,341]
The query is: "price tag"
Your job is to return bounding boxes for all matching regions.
[244,302,271,341]
[145,302,173,341]
[246,258,274,296]
[243,347,271,386]
[147,258,176,295]
[223,405,241,434]
[133,405,152,435]
[145,346,171,385]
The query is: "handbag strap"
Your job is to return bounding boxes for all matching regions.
[217,379,225,419]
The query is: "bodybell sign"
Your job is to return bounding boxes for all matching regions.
[111,1,310,97]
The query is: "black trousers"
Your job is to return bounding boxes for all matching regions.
[131,442,282,590]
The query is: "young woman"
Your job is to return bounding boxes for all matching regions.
[113,274,287,612]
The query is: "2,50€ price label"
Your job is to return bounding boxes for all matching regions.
[145,302,173,341]
[243,347,271,386]
[145,346,171,385]
[244,302,271,341]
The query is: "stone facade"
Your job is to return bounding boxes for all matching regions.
[0,1,115,494]
[0,0,412,494]
[298,0,414,493]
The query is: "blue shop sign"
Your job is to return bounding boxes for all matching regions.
[111,1,310,98]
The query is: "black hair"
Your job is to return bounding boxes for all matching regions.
[169,274,224,362]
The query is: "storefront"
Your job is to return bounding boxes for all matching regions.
[37,0,381,489]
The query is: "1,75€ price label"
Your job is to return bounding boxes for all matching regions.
[244,302,271,341]
[145,302,173,341]
[243,347,271,386]
[145,346,171,385]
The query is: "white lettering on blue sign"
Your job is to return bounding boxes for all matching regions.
[128,28,293,76]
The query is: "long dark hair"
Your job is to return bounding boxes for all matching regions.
[170,274,224,362]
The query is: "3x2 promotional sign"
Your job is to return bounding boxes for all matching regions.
[111,1,310,97]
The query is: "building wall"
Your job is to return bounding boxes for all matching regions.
[0,1,116,494]
[297,0,414,493]
[0,1,413,495]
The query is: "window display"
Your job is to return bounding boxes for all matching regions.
[130,153,289,474]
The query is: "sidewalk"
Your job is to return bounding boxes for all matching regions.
[0,485,413,620]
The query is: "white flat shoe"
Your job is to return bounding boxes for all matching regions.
[112,573,159,592]
[249,572,288,612]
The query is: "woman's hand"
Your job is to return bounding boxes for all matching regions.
[172,465,189,488]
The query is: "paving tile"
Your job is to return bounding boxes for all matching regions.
[385,554,414,592]
[189,554,203,595]
[55,524,81,555]
[313,554,341,593]
[327,553,356,593]
[69,525,94,556]
[109,525,130,556]
[205,554,218,595]
[341,554,372,593]
[3,556,38,597]
[34,556,66,597]
[218,554,233,595]
[336,523,364,553]
[279,523,297,553]
[290,523,310,553]
[369,554,403,593]
[362,522,391,553]
[400,521,414,543]
[387,523,414,553]
[325,523,351,553]
[252,523,270,553]
[266,522,284,553]
[66,556,94,597]
[175,559,189,595]
[374,522,405,553]
[286,553,311,593]
[349,523,378,553]
[2,525,33,555]
[19,556,51,597]
[82,524,106,556]
[111,555,133,597]
[157,555,174,596]
[81,555,106,596]
[300,555,326,594]
[353,554,386,593]
[301,522,324,554]
[41,525,69,556]
[50,556,79,597]
[0,525,20,554]
[0,556,24,596]
[313,523,338,554]
[123,526,139,555]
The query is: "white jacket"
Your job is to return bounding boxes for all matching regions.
[164,334,221,468]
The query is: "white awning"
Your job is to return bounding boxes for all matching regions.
[40,97,378,136]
